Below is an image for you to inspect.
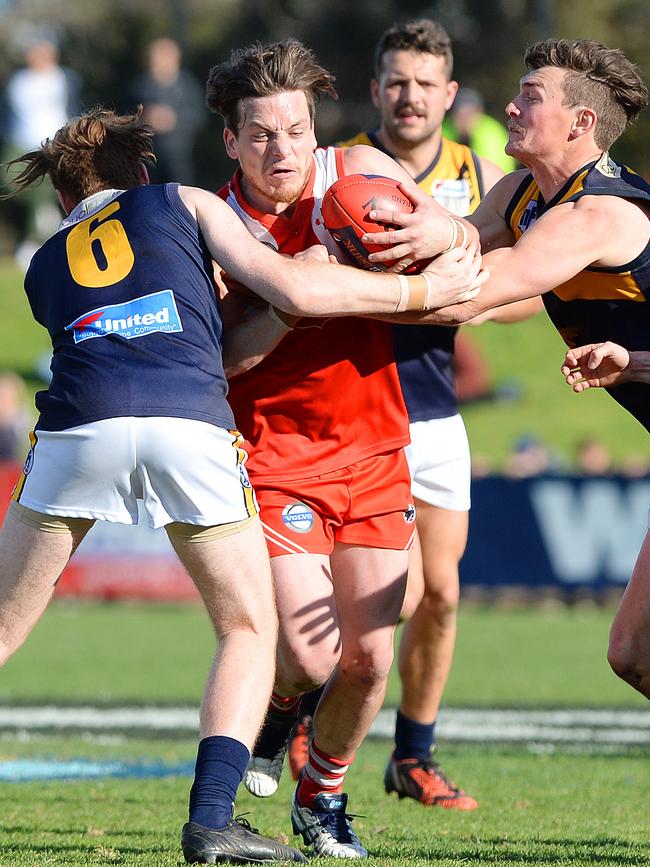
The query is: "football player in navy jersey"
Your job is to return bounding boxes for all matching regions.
[361,39,650,696]
[562,341,650,698]
[0,107,483,865]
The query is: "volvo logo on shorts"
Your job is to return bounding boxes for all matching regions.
[65,290,183,343]
[239,464,252,488]
[282,502,314,533]
[404,504,416,524]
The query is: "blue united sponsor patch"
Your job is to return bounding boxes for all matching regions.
[65,289,183,343]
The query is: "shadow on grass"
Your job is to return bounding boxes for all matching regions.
[406,836,650,865]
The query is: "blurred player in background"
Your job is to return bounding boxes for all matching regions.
[329,19,538,812]
[206,38,484,858]
[130,37,205,185]
[444,86,517,174]
[0,106,471,865]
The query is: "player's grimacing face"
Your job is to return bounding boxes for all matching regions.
[372,50,457,147]
[224,91,317,211]
[505,67,578,164]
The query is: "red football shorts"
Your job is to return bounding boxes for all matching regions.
[253,449,416,557]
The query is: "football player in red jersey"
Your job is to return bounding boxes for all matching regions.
[336,19,503,812]
[206,39,482,858]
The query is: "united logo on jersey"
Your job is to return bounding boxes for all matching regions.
[65,290,183,343]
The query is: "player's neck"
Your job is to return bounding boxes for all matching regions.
[528,146,604,202]
[375,127,443,180]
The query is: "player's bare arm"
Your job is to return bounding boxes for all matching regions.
[179,186,482,316]
[393,193,649,325]
[222,247,330,378]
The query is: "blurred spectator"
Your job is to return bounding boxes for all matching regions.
[0,371,30,462]
[575,437,614,476]
[454,331,522,406]
[131,37,205,185]
[503,434,561,478]
[443,87,516,174]
[620,454,650,478]
[1,28,80,268]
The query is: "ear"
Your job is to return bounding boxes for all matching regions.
[570,106,597,140]
[138,162,150,185]
[55,188,75,215]
[445,79,459,112]
[370,78,380,110]
[223,127,239,161]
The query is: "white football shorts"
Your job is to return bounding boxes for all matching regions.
[13,417,258,529]
[404,413,471,512]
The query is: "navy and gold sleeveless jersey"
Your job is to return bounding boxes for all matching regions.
[25,183,235,432]
[338,131,485,420]
[505,152,650,430]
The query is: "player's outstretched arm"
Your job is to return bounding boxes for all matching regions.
[562,343,650,391]
[391,192,643,326]
[180,186,483,316]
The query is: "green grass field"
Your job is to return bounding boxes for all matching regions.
[0,602,648,866]
[1,602,646,707]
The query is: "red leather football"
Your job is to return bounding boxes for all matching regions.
[321,173,427,272]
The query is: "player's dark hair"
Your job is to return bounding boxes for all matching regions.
[525,39,648,150]
[3,107,155,204]
[374,19,453,79]
[206,39,337,132]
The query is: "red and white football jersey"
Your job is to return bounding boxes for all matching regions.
[220,147,409,483]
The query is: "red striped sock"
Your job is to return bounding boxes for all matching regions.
[295,740,354,807]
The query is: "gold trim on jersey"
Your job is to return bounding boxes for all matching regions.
[553,269,644,303]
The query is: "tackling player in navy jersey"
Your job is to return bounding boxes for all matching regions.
[362,39,650,697]
[0,107,484,865]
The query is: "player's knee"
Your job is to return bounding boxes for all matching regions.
[607,630,649,697]
[279,647,339,694]
[338,644,394,687]
[418,581,460,625]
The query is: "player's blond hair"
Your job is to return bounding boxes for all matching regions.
[3,107,155,204]
[206,39,337,132]
[525,39,648,150]
[374,19,453,79]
